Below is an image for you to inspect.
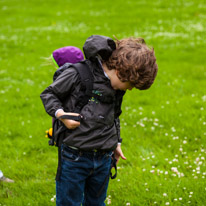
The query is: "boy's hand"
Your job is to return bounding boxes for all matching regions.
[56,111,81,129]
[114,144,126,164]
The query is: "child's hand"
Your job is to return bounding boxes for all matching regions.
[113,144,126,164]
[57,111,81,129]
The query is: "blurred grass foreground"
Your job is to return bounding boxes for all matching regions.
[0,0,206,205]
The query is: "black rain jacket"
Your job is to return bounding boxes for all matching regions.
[40,60,124,151]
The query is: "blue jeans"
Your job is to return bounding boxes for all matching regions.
[56,144,112,206]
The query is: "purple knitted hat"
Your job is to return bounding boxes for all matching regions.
[52,46,84,67]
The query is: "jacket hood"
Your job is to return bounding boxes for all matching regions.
[83,35,116,61]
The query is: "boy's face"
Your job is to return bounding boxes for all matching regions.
[110,71,134,91]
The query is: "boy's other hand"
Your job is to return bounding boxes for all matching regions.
[57,111,81,129]
[114,144,126,164]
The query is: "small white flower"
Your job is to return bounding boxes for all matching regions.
[140,123,145,127]
[163,193,167,197]
[165,202,170,205]
[171,167,178,173]
[179,197,182,201]
[202,95,206,102]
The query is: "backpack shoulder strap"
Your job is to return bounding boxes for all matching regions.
[71,61,94,113]
[72,61,93,94]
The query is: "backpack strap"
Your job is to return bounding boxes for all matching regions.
[57,115,82,122]
[71,61,94,113]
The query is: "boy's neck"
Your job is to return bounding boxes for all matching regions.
[102,62,116,80]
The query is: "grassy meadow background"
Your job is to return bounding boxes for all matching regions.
[0,0,206,205]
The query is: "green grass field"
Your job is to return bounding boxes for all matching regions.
[0,0,206,205]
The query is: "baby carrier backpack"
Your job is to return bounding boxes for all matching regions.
[45,35,117,147]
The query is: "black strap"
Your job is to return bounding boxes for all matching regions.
[72,61,94,113]
[58,115,82,122]
[73,61,93,93]
[55,146,62,181]
[110,155,117,179]
[97,154,117,197]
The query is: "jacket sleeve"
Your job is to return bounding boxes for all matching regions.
[40,67,80,117]
[114,90,125,143]
[114,117,122,143]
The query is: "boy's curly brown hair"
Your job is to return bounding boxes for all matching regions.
[105,37,158,90]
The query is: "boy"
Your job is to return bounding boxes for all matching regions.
[40,36,158,206]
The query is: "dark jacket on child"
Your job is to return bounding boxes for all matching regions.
[40,59,124,151]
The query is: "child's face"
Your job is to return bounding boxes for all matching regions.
[110,71,134,91]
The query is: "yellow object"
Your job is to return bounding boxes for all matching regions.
[48,128,53,136]
[45,128,52,138]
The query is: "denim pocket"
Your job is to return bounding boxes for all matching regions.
[62,147,80,162]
